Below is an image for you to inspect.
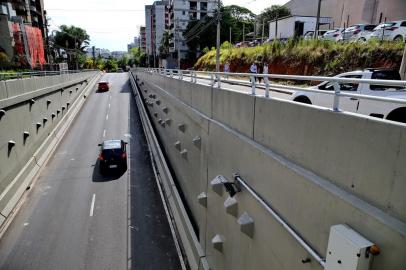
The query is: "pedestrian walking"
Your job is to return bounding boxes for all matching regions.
[249,62,258,83]
[258,64,263,83]
[263,63,269,83]
[224,62,230,79]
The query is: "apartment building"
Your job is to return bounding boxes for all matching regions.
[168,0,216,60]
[0,0,47,67]
[285,0,406,28]
[145,1,170,64]
[140,26,147,52]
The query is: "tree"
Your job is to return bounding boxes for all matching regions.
[118,55,129,69]
[159,31,171,59]
[184,5,255,61]
[54,25,90,69]
[257,5,291,37]
[104,58,118,72]
[129,47,147,67]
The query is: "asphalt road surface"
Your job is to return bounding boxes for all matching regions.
[0,73,182,270]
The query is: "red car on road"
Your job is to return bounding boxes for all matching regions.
[98,81,110,91]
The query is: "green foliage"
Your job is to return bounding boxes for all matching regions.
[83,57,94,69]
[129,47,147,67]
[0,52,11,69]
[159,31,171,58]
[104,58,118,72]
[195,39,404,76]
[184,5,255,61]
[54,25,90,69]
[118,55,129,69]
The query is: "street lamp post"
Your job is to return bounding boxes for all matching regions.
[215,0,221,73]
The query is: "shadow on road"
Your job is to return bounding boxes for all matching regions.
[91,159,126,182]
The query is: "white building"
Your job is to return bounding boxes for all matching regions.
[268,15,332,40]
[145,5,153,56]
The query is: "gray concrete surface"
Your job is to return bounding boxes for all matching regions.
[0,73,181,270]
[0,72,97,224]
[134,70,406,270]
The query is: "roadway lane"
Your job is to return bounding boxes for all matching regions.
[0,73,182,270]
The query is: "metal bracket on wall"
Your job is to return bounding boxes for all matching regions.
[0,109,5,120]
[237,212,255,238]
[197,192,208,207]
[178,123,186,133]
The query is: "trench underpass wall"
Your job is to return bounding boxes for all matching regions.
[132,70,406,270]
[0,71,100,226]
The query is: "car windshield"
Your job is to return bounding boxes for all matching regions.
[374,22,396,30]
[345,25,360,32]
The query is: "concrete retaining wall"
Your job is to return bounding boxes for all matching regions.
[0,71,100,226]
[132,70,406,270]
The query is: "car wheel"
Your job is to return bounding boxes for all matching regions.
[293,96,312,104]
[394,35,403,42]
[386,108,406,123]
[358,37,366,42]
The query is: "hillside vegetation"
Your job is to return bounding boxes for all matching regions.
[195,40,405,76]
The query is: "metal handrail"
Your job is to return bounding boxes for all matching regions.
[141,68,406,112]
[0,69,99,81]
[234,174,326,267]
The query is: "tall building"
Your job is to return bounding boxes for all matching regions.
[140,26,147,52]
[168,0,216,61]
[0,0,47,67]
[285,0,406,28]
[145,1,170,65]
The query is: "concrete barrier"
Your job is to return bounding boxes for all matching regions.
[132,70,406,270]
[0,71,100,228]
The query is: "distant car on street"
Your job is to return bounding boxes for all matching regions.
[342,24,376,42]
[290,69,406,123]
[369,20,406,41]
[117,68,124,72]
[98,81,110,92]
[98,140,128,174]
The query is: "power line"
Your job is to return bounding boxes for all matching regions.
[47,8,144,12]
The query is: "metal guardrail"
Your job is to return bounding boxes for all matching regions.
[0,69,99,81]
[141,68,406,112]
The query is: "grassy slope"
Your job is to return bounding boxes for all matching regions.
[195,39,405,76]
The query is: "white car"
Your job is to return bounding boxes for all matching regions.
[369,20,406,41]
[342,24,376,42]
[322,28,344,41]
[291,69,406,123]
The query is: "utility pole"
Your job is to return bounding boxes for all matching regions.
[215,0,221,72]
[261,19,265,43]
[229,27,232,43]
[400,42,406,80]
[275,13,278,40]
[176,18,181,69]
[243,22,245,43]
[314,0,322,39]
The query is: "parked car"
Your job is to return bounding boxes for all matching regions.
[98,81,110,91]
[369,20,406,41]
[342,24,376,42]
[303,30,328,40]
[322,28,344,41]
[98,140,128,174]
[117,68,124,72]
[290,69,406,123]
[235,41,250,48]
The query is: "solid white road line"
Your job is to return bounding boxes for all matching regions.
[108,103,111,108]
[103,129,106,137]
[90,194,96,217]
[106,114,109,120]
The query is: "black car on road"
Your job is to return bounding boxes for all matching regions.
[98,140,128,174]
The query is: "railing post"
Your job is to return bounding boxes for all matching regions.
[170,70,173,78]
[264,76,270,98]
[251,76,256,95]
[210,74,214,86]
[333,82,341,111]
[216,74,221,88]
[193,71,197,83]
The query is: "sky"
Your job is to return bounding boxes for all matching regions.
[45,0,288,51]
